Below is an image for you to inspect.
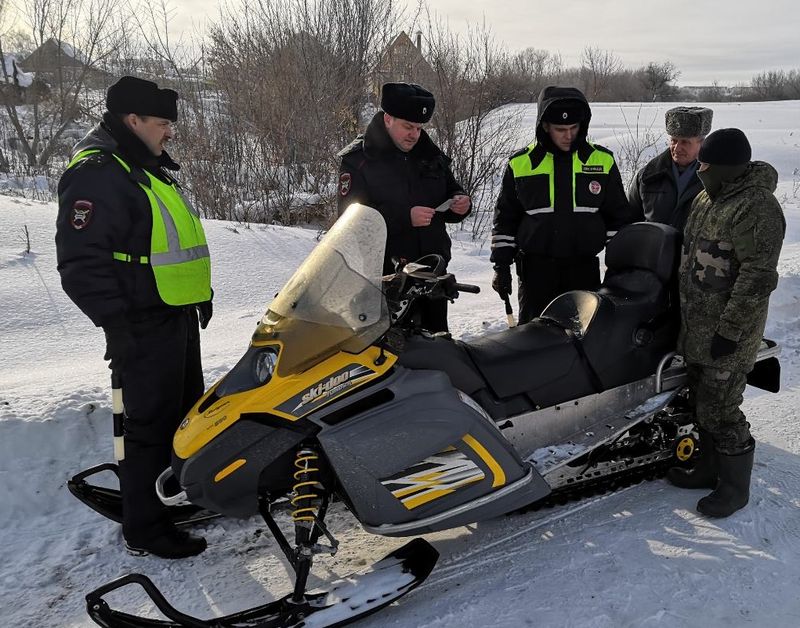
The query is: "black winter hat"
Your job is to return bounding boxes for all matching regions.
[699,128,752,165]
[541,99,585,125]
[381,82,435,123]
[106,76,179,122]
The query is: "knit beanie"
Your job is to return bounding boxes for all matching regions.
[698,128,752,165]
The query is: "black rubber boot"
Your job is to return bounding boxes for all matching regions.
[696,439,755,518]
[666,430,718,490]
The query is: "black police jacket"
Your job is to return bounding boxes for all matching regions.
[337,112,469,274]
[56,113,186,328]
[628,148,704,232]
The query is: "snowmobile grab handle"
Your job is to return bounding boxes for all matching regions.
[155,466,191,507]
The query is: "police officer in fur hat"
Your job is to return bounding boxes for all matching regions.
[337,82,471,332]
[668,128,785,518]
[56,76,212,558]
[491,86,640,324]
[629,106,713,230]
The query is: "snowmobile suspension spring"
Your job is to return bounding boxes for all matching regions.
[291,448,322,523]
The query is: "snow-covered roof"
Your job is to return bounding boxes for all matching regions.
[1,54,34,87]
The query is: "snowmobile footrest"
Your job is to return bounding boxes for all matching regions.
[68,463,220,527]
[85,538,439,627]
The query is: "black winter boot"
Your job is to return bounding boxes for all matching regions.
[125,525,207,559]
[666,430,718,490]
[696,439,755,518]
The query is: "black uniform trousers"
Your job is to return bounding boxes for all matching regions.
[516,255,601,325]
[117,306,204,543]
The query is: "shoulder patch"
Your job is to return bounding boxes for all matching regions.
[337,137,365,158]
[70,200,94,230]
[339,172,352,197]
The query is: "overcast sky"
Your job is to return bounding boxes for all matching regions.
[11,0,800,85]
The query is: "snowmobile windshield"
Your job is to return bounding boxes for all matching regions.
[254,203,390,376]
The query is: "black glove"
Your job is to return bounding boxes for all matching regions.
[197,300,213,329]
[103,325,136,372]
[710,332,737,360]
[491,264,512,298]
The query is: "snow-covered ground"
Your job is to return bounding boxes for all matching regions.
[1,101,800,627]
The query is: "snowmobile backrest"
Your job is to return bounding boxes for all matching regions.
[539,290,602,337]
[600,222,680,299]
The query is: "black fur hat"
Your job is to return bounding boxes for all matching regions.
[106,76,178,122]
[699,128,752,165]
[381,82,435,123]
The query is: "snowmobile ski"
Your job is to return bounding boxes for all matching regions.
[85,537,438,628]
[68,463,220,527]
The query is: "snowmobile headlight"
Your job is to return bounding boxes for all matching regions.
[254,347,279,384]
[215,345,281,397]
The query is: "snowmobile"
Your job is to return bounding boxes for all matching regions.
[84,203,781,627]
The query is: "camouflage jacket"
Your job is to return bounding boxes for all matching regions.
[678,161,785,370]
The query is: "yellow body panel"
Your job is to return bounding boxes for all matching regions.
[174,343,396,460]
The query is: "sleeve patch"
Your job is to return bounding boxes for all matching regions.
[339,172,352,197]
[70,200,94,230]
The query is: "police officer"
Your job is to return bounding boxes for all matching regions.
[667,128,785,518]
[337,82,471,332]
[56,76,211,558]
[491,86,641,324]
[628,106,713,230]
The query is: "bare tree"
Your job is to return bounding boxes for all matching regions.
[613,105,662,188]
[196,0,401,224]
[579,45,621,101]
[423,16,522,240]
[639,61,680,102]
[0,0,127,172]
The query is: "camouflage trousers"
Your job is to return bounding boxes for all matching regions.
[687,364,751,454]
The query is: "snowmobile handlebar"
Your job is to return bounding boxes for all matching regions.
[454,282,480,294]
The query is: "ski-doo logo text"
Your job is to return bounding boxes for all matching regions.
[302,372,351,404]
[288,365,375,414]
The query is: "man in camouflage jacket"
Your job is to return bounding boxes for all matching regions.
[669,128,785,518]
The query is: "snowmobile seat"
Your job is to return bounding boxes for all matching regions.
[395,222,681,419]
[540,222,681,392]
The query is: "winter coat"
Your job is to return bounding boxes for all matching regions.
[678,161,785,371]
[490,86,640,266]
[56,114,197,328]
[337,112,469,274]
[628,149,704,231]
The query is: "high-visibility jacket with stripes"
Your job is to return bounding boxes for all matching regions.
[490,141,636,266]
[67,149,212,306]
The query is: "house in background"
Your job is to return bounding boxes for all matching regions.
[373,31,435,99]
[19,38,111,87]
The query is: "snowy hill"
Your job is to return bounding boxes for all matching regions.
[1,101,800,627]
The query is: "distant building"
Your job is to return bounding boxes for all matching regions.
[373,31,435,99]
[19,38,111,87]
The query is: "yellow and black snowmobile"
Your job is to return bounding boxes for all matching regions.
[85,204,781,627]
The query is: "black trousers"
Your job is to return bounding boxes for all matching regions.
[516,255,601,325]
[117,307,204,543]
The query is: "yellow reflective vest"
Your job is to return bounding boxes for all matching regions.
[67,149,212,306]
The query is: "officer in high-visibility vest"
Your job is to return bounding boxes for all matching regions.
[56,76,211,559]
[490,86,642,324]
